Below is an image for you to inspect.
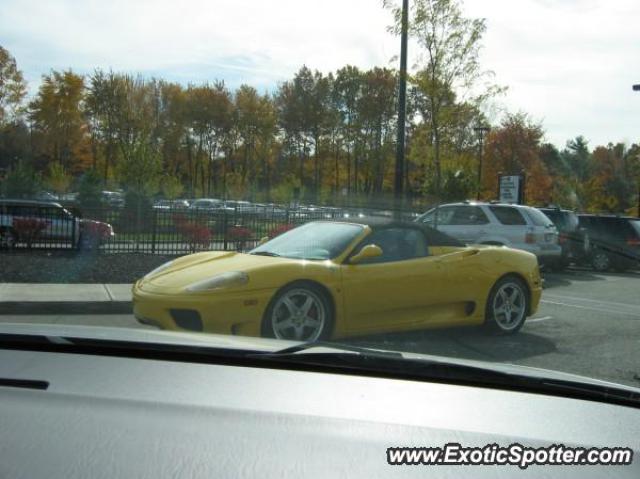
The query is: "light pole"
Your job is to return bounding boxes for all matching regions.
[394,0,409,207]
[634,84,640,215]
[473,125,490,200]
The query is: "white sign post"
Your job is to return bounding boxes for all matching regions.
[498,175,522,204]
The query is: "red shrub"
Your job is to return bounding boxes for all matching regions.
[12,218,48,248]
[228,225,254,251]
[269,223,295,238]
[173,216,211,252]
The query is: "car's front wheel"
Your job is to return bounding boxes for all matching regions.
[262,282,333,342]
[484,275,529,334]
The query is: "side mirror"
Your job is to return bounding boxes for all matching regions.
[350,244,383,264]
[258,236,269,246]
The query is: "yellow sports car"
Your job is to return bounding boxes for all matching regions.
[133,219,542,340]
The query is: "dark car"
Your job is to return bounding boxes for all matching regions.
[537,207,587,270]
[577,214,640,272]
[0,199,114,250]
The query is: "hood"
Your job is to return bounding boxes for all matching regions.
[1,322,638,397]
[139,251,285,294]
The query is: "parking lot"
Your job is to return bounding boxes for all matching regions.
[2,267,639,387]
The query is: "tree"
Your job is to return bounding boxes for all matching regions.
[29,70,92,173]
[356,67,397,194]
[0,120,30,170]
[276,66,330,199]
[333,66,363,194]
[539,142,576,207]
[1,160,41,198]
[161,173,184,200]
[86,70,125,181]
[76,169,103,209]
[482,113,552,204]
[385,0,503,195]
[585,143,636,212]
[102,76,163,198]
[185,82,233,196]
[0,46,27,125]
[45,162,72,196]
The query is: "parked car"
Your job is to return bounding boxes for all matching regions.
[134,219,542,337]
[537,207,587,270]
[189,198,227,211]
[153,199,190,210]
[34,191,58,201]
[577,214,640,272]
[101,190,125,208]
[0,199,114,249]
[415,202,561,266]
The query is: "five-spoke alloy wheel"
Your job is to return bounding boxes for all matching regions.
[263,283,333,341]
[485,276,529,334]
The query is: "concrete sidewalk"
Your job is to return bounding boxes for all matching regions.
[0,283,133,314]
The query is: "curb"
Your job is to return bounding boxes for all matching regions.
[0,301,133,315]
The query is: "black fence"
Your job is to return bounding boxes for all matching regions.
[1,203,422,255]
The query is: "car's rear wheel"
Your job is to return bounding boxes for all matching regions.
[591,250,611,272]
[262,283,333,342]
[484,276,529,334]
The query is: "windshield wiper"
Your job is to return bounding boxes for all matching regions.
[250,341,403,359]
[250,251,281,257]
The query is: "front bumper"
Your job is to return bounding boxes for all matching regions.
[132,282,274,337]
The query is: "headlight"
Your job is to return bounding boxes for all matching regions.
[185,272,249,292]
[144,260,175,279]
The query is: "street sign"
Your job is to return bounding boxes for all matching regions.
[498,174,525,204]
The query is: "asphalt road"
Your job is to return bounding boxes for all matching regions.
[2,267,640,387]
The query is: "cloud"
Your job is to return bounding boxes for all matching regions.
[1,0,639,148]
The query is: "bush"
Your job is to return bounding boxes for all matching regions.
[173,214,212,252]
[228,225,254,252]
[12,218,48,248]
[269,223,295,238]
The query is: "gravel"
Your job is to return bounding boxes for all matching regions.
[0,251,180,283]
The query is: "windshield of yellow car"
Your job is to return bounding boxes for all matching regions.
[250,222,364,260]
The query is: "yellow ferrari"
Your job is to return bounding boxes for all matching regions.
[133,219,542,340]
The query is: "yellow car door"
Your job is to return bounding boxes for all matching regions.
[339,227,452,335]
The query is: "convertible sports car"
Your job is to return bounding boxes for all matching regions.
[133,219,542,340]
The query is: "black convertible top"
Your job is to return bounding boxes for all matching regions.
[321,217,465,248]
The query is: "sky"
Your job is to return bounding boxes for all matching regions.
[1,0,639,148]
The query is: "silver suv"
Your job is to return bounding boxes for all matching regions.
[416,202,561,265]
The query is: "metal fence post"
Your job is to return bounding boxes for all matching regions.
[151,208,157,254]
[222,209,228,251]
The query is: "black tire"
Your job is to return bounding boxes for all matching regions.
[590,250,611,272]
[484,275,529,335]
[261,282,334,341]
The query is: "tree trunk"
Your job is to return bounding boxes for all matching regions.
[433,122,442,197]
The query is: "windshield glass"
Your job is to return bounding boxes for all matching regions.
[250,222,364,260]
[525,208,554,227]
[1,0,640,396]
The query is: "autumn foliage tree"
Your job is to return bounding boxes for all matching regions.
[482,113,552,205]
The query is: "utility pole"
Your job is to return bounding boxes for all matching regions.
[634,84,640,216]
[473,125,490,200]
[394,0,409,208]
